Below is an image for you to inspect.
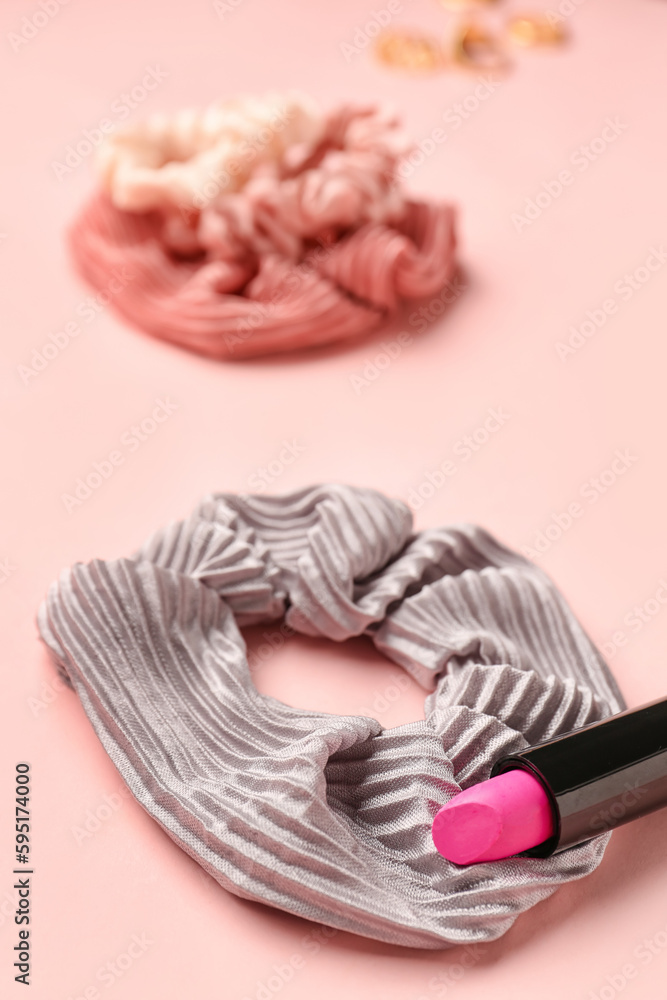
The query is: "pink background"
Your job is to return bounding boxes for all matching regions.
[2,0,667,996]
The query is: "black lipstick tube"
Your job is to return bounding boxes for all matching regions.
[491,696,667,857]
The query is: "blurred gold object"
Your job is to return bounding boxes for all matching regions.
[507,15,566,46]
[452,22,509,72]
[438,0,498,8]
[376,31,445,71]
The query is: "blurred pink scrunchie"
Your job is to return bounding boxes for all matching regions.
[69,92,457,360]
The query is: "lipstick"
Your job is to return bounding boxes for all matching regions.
[432,696,667,864]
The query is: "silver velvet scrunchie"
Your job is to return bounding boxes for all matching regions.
[38,485,624,949]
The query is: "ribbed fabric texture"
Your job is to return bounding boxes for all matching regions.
[38,485,624,949]
[69,100,457,360]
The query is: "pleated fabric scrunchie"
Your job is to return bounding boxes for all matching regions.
[69,92,457,360]
[38,485,624,949]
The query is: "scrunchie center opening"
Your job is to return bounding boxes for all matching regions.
[244,628,425,726]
